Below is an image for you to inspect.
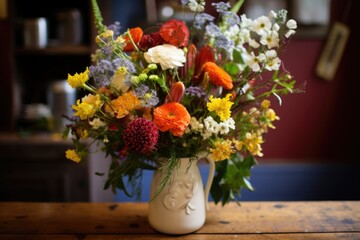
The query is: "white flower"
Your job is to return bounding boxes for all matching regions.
[218,118,235,134]
[225,118,235,129]
[224,25,240,41]
[201,130,212,140]
[286,19,297,29]
[111,67,130,93]
[285,30,296,38]
[251,16,272,36]
[272,23,280,32]
[89,118,106,129]
[239,28,251,45]
[260,30,279,49]
[269,10,277,19]
[240,14,253,29]
[249,39,260,48]
[245,52,266,72]
[204,116,219,134]
[188,0,205,12]
[285,19,297,38]
[265,50,281,71]
[187,117,204,132]
[144,44,186,70]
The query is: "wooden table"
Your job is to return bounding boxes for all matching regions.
[1,201,359,239]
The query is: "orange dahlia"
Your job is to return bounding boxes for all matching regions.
[202,62,233,90]
[153,102,190,137]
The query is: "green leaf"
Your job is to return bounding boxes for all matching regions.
[210,154,257,206]
[224,63,240,76]
[221,189,231,206]
[233,49,244,64]
[231,0,245,14]
[243,177,254,191]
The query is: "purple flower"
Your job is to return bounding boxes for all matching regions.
[194,13,214,30]
[212,2,231,14]
[185,86,206,98]
[107,21,121,37]
[135,84,159,107]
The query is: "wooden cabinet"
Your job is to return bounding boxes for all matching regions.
[0,0,94,201]
[1,0,94,132]
[0,134,89,202]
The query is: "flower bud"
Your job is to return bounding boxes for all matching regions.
[165,82,185,103]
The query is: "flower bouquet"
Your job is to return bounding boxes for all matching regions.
[64,0,298,206]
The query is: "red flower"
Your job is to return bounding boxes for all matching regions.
[123,27,143,52]
[153,102,190,137]
[159,19,189,48]
[122,118,159,155]
[195,45,215,75]
[139,32,164,51]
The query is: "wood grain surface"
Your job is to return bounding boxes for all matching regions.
[1,201,359,239]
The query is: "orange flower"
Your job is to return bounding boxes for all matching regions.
[107,92,140,118]
[187,44,197,73]
[202,62,233,90]
[153,102,190,137]
[165,82,185,103]
[123,27,143,52]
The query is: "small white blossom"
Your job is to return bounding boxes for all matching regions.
[249,39,260,48]
[272,23,280,32]
[204,116,220,134]
[245,52,266,72]
[218,122,229,135]
[286,19,297,29]
[144,44,186,70]
[218,118,235,134]
[187,117,204,132]
[201,130,212,139]
[265,50,281,71]
[260,30,279,49]
[239,28,251,45]
[188,0,205,12]
[240,14,253,29]
[285,29,296,38]
[225,118,235,129]
[89,118,106,129]
[269,10,277,19]
[251,16,272,35]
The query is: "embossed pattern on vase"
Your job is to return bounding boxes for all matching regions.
[163,170,199,214]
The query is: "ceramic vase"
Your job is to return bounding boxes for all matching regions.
[148,153,215,234]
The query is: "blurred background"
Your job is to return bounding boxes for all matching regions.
[0,0,358,202]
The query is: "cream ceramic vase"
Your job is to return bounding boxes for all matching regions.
[148,153,215,235]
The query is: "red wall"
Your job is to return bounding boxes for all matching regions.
[262,16,357,163]
[260,0,359,163]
